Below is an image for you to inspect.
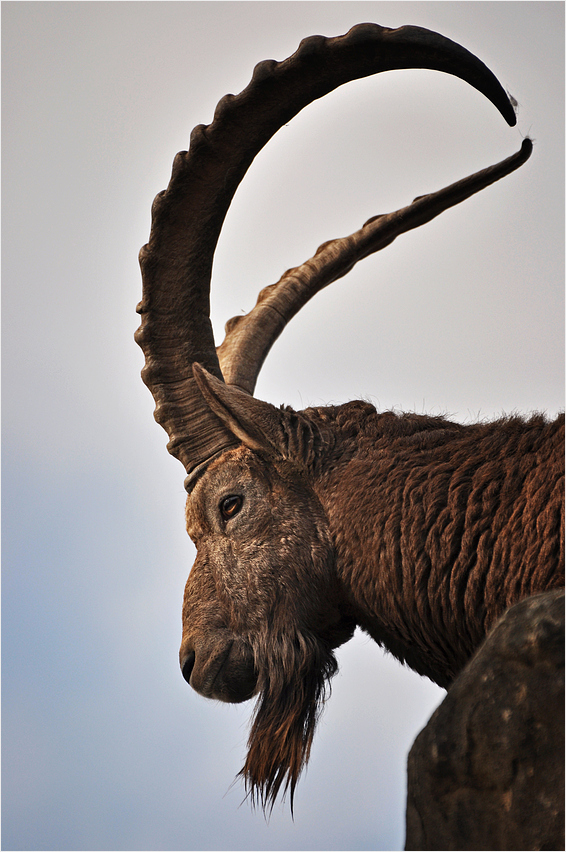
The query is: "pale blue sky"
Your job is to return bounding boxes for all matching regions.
[3,3,563,850]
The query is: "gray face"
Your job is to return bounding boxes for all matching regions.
[179,445,352,703]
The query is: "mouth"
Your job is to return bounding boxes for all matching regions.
[180,636,258,703]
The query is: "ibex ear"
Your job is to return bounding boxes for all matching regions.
[192,364,320,465]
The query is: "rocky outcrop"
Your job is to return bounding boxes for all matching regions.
[405,590,565,851]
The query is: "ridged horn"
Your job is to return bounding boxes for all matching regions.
[135,23,519,477]
[219,140,532,394]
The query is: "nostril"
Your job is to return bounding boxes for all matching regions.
[180,650,195,685]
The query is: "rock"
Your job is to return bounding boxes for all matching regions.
[405,590,565,851]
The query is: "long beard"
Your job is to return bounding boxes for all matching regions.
[239,630,338,812]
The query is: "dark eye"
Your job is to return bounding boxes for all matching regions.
[220,495,243,521]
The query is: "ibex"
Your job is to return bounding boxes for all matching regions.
[135,24,564,811]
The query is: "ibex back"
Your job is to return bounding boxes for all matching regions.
[135,24,564,810]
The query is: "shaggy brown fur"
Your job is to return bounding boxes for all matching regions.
[312,405,564,687]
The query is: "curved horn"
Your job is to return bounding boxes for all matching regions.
[135,23,518,476]
[219,140,532,394]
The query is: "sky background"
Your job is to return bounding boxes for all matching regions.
[3,2,563,851]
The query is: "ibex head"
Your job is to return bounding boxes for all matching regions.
[136,24,532,808]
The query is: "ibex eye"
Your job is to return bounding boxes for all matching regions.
[220,495,243,521]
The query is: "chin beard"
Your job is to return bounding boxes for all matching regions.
[239,629,339,812]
